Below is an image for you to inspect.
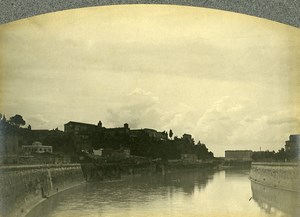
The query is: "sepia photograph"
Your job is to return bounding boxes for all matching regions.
[0,4,300,217]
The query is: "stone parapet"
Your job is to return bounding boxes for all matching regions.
[250,162,300,192]
[0,164,84,217]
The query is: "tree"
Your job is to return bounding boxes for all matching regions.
[0,114,6,122]
[28,125,32,130]
[274,148,286,161]
[194,142,214,160]
[169,129,173,140]
[9,114,26,127]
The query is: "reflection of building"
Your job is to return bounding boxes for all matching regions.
[22,141,53,154]
[225,150,253,161]
[285,134,300,160]
[251,180,300,217]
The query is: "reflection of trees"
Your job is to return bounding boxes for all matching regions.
[251,181,300,217]
[166,171,215,195]
[109,170,216,196]
[27,171,217,216]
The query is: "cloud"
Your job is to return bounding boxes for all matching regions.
[193,96,252,139]
[105,92,300,157]
[105,88,162,129]
[1,5,299,157]
[105,88,199,135]
[26,114,50,129]
[267,111,300,125]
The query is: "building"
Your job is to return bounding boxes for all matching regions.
[181,153,198,162]
[64,121,98,134]
[22,141,53,154]
[130,128,168,140]
[225,150,253,161]
[93,148,103,156]
[101,148,130,159]
[182,134,193,143]
[285,134,300,160]
[64,121,132,152]
[285,134,300,152]
[104,123,130,136]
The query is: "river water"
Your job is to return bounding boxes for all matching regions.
[26,169,299,217]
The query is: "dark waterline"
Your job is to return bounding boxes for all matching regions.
[26,169,297,217]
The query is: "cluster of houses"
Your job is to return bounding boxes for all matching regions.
[64,121,168,140]
[63,121,170,155]
[1,117,299,164]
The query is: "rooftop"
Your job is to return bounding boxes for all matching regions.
[64,121,96,127]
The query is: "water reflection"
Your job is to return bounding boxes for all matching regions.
[27,170,296,217]
[225,169,250,179]
[27,171,215,217]
[251,181,300,217]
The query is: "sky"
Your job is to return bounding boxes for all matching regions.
[0,5,299,156]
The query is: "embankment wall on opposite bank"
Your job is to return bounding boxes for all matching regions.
[250,162,300,192]
[0,164,84,217]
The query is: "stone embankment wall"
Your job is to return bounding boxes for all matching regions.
[0,164,84,217]
[251,180,300,216]
[250,162,300,192]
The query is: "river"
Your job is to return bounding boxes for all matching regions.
[26,169,299,217]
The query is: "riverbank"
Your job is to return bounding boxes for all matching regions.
[24,169,277,217]
[22,181,85,217]
[0,164,84,217]
[251,179,300,216]
[1,161,221,216]
[167,161,220,171]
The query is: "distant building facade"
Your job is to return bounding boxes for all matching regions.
[102,148,130,159]
[64,121,97,134]
[181,153,197,162]
[285,134,300,160]
[104,123,130,136]
[182,134,193,143]
[130,128,168,141]
[22,141,53,154]
[225,150,253,161]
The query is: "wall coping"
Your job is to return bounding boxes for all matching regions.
[251,162,300,167]
[0,163,81,172]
